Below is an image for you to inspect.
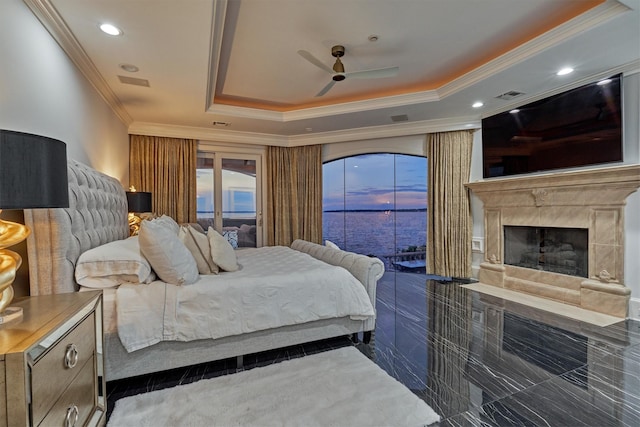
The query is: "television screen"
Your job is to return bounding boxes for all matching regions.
[482,74,622,178]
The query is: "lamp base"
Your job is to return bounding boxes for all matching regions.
[0,306,23,325]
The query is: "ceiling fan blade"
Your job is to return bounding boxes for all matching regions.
[315,80,336,97]
[346,66,399,80]
[298,50,333,74]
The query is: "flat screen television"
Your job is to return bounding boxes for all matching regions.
[482,74,623,178]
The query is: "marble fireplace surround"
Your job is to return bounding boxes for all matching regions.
[467,165,640,318]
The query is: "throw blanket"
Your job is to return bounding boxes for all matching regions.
[116,246,375,352]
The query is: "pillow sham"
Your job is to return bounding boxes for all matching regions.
[139,220,199,286]
[208,227,239,272]
[179,225,219,275]
[75,236,156,288]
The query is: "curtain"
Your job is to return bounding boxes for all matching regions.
[266,145,322,246]
[129,134,197,224]
[427,130,474,278]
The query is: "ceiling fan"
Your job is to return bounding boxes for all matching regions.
[297,45,399,97]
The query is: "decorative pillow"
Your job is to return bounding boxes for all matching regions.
[149,215,180,235]
[208,227,239,272]
[325,240,340,250]
[222,229,239,249]
[179,225,219,275]
[139,220,199,286]
[75,236,156,288]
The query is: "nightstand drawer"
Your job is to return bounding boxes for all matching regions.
[38,358,96,427]
[31,312,96,426]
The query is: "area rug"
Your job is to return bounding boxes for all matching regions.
[107,346,440,427]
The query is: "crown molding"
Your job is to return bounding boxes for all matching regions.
[23,0,133,126]
[129,116,480,147]
[437,0,630,98]
[128,122,289,146]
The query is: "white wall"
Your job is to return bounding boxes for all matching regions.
[0,0,129,183]
[469,72,640,319]
[1,0,129,297]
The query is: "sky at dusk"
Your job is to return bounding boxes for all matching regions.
[323,153,428,211]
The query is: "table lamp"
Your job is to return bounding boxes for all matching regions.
[126,187,152,235]
[0,130,69,323]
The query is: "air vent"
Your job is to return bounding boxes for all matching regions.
[118,75,150,87]
[495,90,524,101]
[391,114,409,122]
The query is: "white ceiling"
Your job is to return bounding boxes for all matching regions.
[25,0,640,146]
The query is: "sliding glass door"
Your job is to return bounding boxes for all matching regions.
[197,152,262,247]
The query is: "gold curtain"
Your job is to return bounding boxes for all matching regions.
[266,145,322,246]
[129,134,197,224]
[427,130,474,278]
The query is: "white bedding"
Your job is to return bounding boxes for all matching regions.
[116,246,375,352]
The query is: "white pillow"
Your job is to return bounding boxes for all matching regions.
[325,240,340,250]
[75,236,155,288]
[149,215,180,235]
[208,227,239,272]
[179,225,219,275]
[139,220,199,285]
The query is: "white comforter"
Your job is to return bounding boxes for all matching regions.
[116,246,375,352]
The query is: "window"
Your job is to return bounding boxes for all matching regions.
[323,152,428,389]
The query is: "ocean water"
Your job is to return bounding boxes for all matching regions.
[322,210,427,267]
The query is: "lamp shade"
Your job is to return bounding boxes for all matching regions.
[126,191,152,212]
[0,130,69,209]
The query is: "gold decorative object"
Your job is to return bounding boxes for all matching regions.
[125,187,152,236]
[0,215,30,315]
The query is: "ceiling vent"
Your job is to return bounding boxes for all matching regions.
[118,75,150,87]
[495,90,524,101]
[391,114,409,123]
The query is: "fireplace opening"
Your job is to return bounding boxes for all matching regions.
[504,226,588,277]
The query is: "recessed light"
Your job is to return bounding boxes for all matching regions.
[99,23,122,36]
[597,78,612,86]
[509,109,520,114]
[556,67,574,76]
[465,124,474,127]
[212,121,230,127]
[119,64,139,73]
[305,127,313,132]
[368,35,379,42]
[472,101,484,108]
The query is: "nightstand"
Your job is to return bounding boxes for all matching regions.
[0,291,106,427]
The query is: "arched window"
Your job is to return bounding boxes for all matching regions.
[323,153,427,273]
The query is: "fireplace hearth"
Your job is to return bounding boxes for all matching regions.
[467,165,640,318]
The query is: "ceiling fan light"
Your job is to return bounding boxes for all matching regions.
[333,57,345,74]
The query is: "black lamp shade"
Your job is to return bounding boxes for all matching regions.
[126,191,152,212]
[0,130,69,209]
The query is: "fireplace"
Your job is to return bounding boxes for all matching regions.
[466,165,640,318]
[504,226,588,278]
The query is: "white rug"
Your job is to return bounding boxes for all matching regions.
[107,347,440,427]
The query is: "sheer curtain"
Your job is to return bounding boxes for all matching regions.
[427,130,474,278]
[129,134,197,224]
[266,145,322,246]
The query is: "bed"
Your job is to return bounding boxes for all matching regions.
[24,160,384,381]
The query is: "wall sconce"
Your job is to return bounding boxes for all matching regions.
[126,187,152,235]
[0,130,69,323]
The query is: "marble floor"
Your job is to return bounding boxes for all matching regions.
[106,272,640,426]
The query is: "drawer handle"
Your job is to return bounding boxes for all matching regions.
[64,344,79,369]
[65,404,79,427]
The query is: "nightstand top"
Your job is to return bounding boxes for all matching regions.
[0,291,101,355]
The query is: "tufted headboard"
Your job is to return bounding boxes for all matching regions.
[24,160,129,295]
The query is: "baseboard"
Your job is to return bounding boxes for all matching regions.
[629,297,640,321]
